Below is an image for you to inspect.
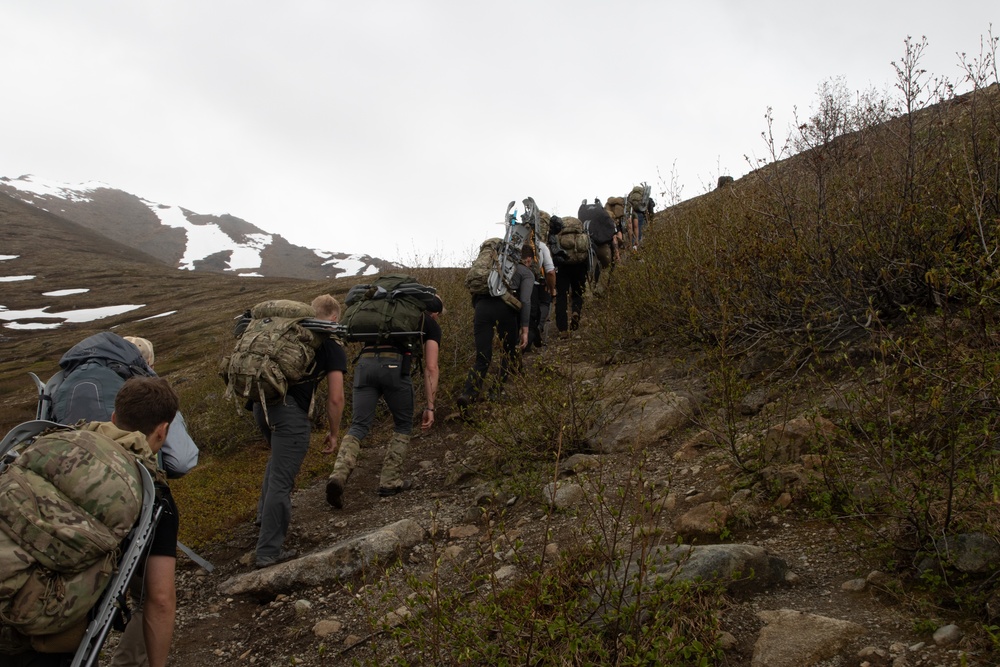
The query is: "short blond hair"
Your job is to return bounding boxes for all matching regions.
[311,294,341,320]
[124,336,155,367]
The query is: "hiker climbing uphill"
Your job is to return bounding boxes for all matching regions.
[458,244,534,408]
[2,376,180,667]
[224,295,346,568]
[551,215,590,335]
[326,275,442,509]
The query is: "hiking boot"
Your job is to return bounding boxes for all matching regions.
[329,434,360,502]
[377,479,413,497]
[255,549,298,569]
[325,476,345,509]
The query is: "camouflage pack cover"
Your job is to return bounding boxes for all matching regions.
[605,197,626,220]
[466,238,503,296]
[0,422,155,642]
[556,216,591,265]
[538,211,551,243]
[221,300,322,405]
[627,185,645,209]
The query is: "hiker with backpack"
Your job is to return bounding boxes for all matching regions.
[627,183,656,250]
[325,286,442,509]
[605,196,627,247]
[457,245,535,408]
[37,332,200,479]
[551,215,591,335]
[578,199,620,294]
[247,294,346,568]
[3,376,180,667]
[527,227,557,350]
[108,378,181,667]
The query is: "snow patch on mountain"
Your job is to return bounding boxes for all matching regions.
[149,202,272,271]
[314,250,378,276]
[0,175,104,203]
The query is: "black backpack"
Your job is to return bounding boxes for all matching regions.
[579,203,617,245]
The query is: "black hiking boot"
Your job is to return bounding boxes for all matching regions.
[326,477,345,509]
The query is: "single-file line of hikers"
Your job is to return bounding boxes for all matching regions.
[0,188,655,667]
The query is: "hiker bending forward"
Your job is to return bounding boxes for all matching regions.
[458,245,534,406]
[111,377,181,667]
[325,296,443,508]
[253,294,346,568]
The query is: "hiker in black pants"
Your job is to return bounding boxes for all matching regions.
[549,216,585,335]
[458,245,534,406]
[578,200,619,295]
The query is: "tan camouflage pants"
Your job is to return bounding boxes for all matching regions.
[379,433,410,489]
[329,432,409,489]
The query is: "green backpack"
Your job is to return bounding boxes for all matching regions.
[556,216,591,265]
[0,422,155,653]
[341,274,437,351]
[221,300,325,405]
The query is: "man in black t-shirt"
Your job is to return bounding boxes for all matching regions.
[110,377,181,667]
[326,296,442,509]
[10,377,180,667]
[252,295,347,568]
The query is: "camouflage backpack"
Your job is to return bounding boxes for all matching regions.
[466,238,503,297]
[555,216,591,265]
[0,422,158,654]
[538,211,552,245]
[221,300,324,405]
[341,274,437,352]
[605,197,626,221]
[627,184,651,213]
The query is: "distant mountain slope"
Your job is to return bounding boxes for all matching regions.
[0,175,399,279]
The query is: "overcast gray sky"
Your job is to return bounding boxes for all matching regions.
[2,1,996,265]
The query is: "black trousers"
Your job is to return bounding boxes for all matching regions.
[529,282,552,347]
[462,296,519,399]
[555,262,588,331]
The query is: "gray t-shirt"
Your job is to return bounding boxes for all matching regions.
[511,263,534,327]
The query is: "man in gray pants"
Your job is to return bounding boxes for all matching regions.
[254,295,346,568]
[326,296,442,508]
